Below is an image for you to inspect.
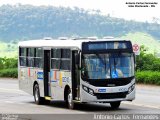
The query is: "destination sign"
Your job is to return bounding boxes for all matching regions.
[82,41,132,51]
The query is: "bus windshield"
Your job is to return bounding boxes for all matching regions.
[81,53,134,80]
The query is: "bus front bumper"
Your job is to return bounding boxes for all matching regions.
[80,86,135,103]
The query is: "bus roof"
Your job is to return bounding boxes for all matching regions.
[18,39,131,49]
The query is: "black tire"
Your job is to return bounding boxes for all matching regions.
[33,84,43,105]
[44,99,50,105]
[66,89,75,109]
[110,101,121,109]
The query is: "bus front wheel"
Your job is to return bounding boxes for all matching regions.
[67,89,75,109]
[110,101,121,109]
[34,84,43,105]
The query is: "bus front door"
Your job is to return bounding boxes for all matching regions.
[43,50,51,98]
[72,50,80,100]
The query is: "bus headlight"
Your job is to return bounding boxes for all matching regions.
[82,85,94,95]
[83,85,88,92]
[128,83,135,94]
[128,87,132,94]
[88,88,94,95]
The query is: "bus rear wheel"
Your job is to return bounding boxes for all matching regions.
[67,89,75,109]
[110,101,121,109]
[34,84,43,105]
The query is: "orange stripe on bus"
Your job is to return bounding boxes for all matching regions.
[54,71,57,80]
[28,68,30,77]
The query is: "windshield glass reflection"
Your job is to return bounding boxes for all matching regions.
[81,53,134,79]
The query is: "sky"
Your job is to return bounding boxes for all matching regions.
[0,0,160,22]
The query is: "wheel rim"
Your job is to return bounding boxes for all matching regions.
[68,93,73,108]
[68,92,73,108]
[35,87,39,102]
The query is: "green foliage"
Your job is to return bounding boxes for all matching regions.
[0,68,17,78]
[0,5,160,41]
[136,45,160,71]
[136,71,160,85]
[0,57,18,78]
[135,46,160,85]
[0,57,17,69]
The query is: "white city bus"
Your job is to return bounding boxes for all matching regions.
[18,38,135,109]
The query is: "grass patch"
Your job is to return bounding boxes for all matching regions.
[136,71,160,85]
[0,68,18,78]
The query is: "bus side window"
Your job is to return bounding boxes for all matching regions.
[35,48,42,68]
[27,48,34,67]
[19,47,27,66]
[61,60,70,70]
[61,49,71,58]
[51,48,61,70]
[51,49,61,58]
[51,59,60,69]
[60,49,71,71]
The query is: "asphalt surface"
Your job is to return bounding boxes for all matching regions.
[0,78,160,120]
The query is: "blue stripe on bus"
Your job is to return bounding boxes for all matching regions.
[98,89,106,93]
[37,72,43,80]
[50,71,53,78]
[51,80,57,82]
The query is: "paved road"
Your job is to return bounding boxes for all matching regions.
[0,78,160,120]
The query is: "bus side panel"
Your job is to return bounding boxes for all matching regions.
[19,67,33,95]
[50,70,71,100]
[19,67,44,97]
[61,71,72,100]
